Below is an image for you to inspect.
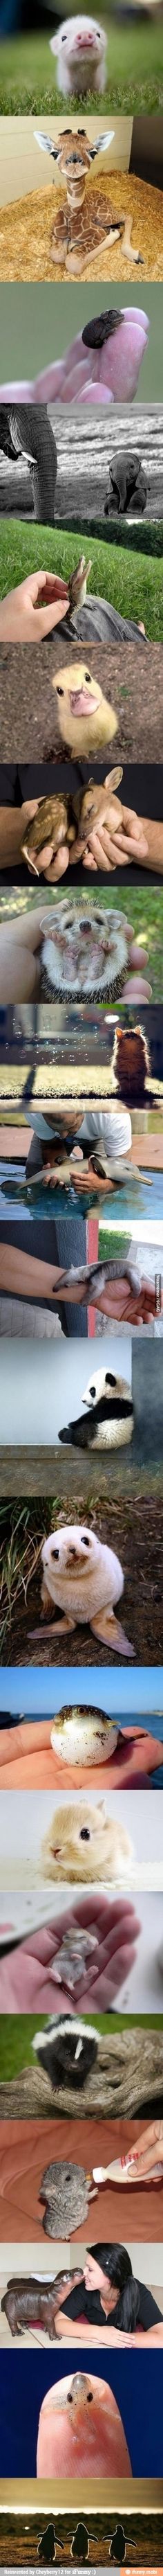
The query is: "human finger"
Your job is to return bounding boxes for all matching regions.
[123,976,152,1002]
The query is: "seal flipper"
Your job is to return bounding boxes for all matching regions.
[91,1608,135,1657]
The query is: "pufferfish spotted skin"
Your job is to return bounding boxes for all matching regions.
[37,2368,131,2479]
[59,1365,134,1450]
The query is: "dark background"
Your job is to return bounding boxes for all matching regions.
[0,2350,162,2477]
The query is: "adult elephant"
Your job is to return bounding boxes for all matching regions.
[0,405,57,524]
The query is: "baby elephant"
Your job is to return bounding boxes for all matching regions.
[104,451,147,517]
[1,2273,75,2341]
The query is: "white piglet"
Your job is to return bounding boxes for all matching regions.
[50,15,107,96]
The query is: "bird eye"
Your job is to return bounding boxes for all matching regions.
[87,2391,93,2401]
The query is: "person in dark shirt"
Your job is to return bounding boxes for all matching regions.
[57,2242,162,2338]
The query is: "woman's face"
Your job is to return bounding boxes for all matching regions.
[84,2253,113,2297]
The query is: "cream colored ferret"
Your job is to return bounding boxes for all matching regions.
[41,1521,134,1657]
[41,1794,133,1883]
[53,664,117,759]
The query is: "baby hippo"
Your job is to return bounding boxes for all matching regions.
[41,1521,134,1658]
[1,2272,79,2342]
[49,17,107,97]
[41,1795,133,1883]
[37,2368,131,2477]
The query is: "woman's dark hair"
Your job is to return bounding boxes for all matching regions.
[89,2243,140,2333]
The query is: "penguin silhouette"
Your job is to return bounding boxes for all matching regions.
[38,2526,64,2565]
[71,2524,90,2562]
[110,2530,126,2565]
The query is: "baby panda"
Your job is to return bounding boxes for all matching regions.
[32,2015,98,2089]
[41,1797,133,1884]
[59,1365,134,1451]
[49,17,107,98]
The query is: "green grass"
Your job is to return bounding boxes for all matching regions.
[1,517,163,640]
[0,17,163,111]
[0,2008,162,2079]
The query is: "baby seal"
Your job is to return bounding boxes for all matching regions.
[37,2368,131,2477]
[40,1520,134,1657]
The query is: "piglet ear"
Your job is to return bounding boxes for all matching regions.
[49,30,58,48]
[90,127,115,157]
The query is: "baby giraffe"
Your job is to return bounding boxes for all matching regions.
[35,129,143,276]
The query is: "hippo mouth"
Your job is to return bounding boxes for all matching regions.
[69,688,99,716]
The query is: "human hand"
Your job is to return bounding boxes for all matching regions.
[0,311,148,410]
[0,571,68,644]
[79,804,148,880]
[106,1728,163,1784]
[94,1277,157,1325]
[0,1891,140,2012]
[125,2120,163,2179]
